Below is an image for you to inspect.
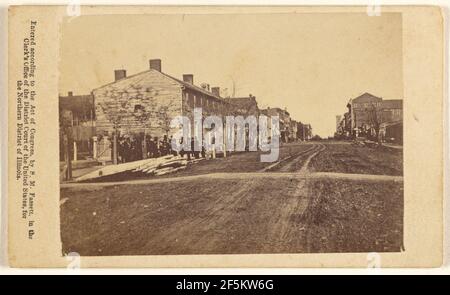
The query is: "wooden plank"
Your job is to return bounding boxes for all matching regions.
[75,157,164,182]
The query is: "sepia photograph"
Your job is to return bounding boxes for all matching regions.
[57,12,404,256]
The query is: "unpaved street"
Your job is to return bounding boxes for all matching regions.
[60,142,403,255]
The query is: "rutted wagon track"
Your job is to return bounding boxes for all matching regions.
[264,143,324,172]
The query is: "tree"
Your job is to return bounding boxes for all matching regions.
[155,100,177,137]
[367,103,382,144]
[96,85,158,163]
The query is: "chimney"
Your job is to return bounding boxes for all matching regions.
[149,59,161,72]
[201,83,211,91]
[211,87,220,97]
[68,91,73,97]
[183,74,194,85]
[114,69,126,81]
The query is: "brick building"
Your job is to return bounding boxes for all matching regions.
[335,92,403,142]
[350,92,402,131]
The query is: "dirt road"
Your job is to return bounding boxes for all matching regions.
[60,141,403,255]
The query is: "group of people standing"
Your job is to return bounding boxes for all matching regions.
[116,134,210,163]
[117,134,174,163]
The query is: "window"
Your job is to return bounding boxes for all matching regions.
[134,104,144,112]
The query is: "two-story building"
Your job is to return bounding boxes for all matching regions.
[93,59,233,139]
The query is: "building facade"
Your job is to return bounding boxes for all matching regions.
[290,120,298,141]
[335,92,403,142]
[296,121,312,141]
[92,59,232,139]
[261,107,291,143]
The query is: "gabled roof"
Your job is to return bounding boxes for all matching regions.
[224,96,259,110]
[160,72,224,101]
[352,92,382,103]
[94,69,224,102]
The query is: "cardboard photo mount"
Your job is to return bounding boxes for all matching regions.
[7,5,444,268]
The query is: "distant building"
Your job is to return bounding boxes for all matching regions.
[296,121,312,141]
[290,120,298,141]
[303,124,312,140]
[349,92,402,131]
[336,115,342,133]
[59,92,96,128]
[224,95,260,117]
[296,122,304,140]
[336,92,403,142]
[261,107,291,143]
[59,92,96,160]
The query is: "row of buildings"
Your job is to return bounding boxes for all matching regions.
[335,92,403,144]
[59,59,312,161]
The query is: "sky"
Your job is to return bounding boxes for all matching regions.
[59,12,403,137]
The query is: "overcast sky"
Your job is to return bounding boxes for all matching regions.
[59,12,403,137]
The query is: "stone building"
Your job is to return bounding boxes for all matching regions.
[92,59,232,138]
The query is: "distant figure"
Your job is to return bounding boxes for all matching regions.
[179,137,186,159]
[123,137,131,163]
[135,136,143,160]
[129,137,137,162]
[193,137,200,159]
[191,137,196,160]
[118,137,125,163]
[148,137,156,158]
[154,137,160,158]
[161,135,169,156]
[144,134,151,158]
[201,143,206,158]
